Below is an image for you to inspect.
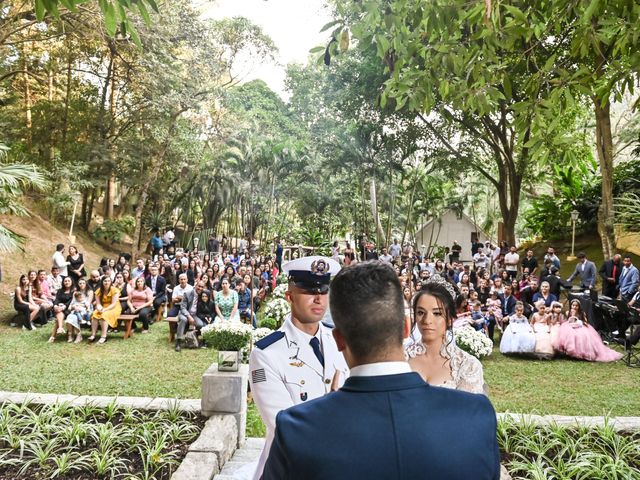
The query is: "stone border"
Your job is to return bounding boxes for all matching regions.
[0,391,201,412]
[497,413,640,431]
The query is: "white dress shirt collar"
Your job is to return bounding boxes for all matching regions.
[349,361,411,377]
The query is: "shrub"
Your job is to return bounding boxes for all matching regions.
[259,316,279,330]
[201,321,253,351]
[92,216,135,244]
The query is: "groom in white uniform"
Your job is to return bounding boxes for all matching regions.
[248,255,348,480]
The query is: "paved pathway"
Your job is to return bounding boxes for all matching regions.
[214,437,263,480]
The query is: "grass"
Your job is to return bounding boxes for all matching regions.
[0,321,214,398]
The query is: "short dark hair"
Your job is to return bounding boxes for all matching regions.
[577,252,586,259]
[623,254,632,260]
[56,244,64,252]
[330,261,404,360]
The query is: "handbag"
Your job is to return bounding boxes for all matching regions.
[183,330,200,349]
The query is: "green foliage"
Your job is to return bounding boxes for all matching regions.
[498,417,640,479]
[92,216,135,243]
[258,316,279,330]
[34,0,159,47]
[0,401,200,479]
[523,159,600,239]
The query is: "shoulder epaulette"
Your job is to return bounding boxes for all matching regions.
[255,331,285,350]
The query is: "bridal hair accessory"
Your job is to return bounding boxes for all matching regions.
[424,274,457,300]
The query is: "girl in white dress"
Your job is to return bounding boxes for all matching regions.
[499,301,536,354]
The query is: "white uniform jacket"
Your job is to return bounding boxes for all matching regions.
[249,315,349,480]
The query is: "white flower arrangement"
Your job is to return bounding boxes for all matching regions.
[276,272,288,285]
[454,326,493,359]
[201,321,253,351]
[252,327,274,343]
[263,297,290,326]
[271,284,288,300]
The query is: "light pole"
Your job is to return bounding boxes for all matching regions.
[193,236,200,252]
[568,209,579,261]
[68,191,81,243]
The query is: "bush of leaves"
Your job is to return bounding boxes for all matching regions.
[498,416,640,479]
[0,400,203,479]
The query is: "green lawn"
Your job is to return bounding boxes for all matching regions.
[0,321,214,398]
[1,320,638,418]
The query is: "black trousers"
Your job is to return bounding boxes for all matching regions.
[133,306,153,330]
[14,303,32,328]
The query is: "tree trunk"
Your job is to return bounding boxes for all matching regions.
[593,96,616,259]
[401,176,419,245]
[61,47,73,159]
[47,64,55,163]
[104,58,118,219]
[131,112,182,259]
[369,177,386,247]
[22,46,32,150]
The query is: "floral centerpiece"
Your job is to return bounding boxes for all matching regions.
[271,284,288,299]
[252,327,274,343]
[201,322,253,371]
[276,273,288,286]
[454,326,493,359]
[263,297,290,328]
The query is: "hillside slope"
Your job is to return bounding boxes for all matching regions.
[0,211,118,321]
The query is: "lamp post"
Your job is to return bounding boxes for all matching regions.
[568,209,579,261]
[68,191,81,243]
[193,235,200,252]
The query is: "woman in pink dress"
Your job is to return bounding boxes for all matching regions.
[554,299,622,362]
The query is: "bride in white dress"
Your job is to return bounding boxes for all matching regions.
[405,279,485,394]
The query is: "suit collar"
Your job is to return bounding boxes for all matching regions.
[341,372,426,392]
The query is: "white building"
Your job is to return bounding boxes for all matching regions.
[414,209,493,262]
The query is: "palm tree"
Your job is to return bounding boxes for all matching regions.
[0,144,46,252]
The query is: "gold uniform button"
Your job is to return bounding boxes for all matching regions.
[300,380,305,385]
[325,379,331,384]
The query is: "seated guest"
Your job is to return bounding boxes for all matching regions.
[169,274,192,317]
[32,271,53,324]
[215,278,240,323]
[49,276,75,343]
[76,278,94,318]
[113,272,129,312]
[548,301,566,346]
[175,281,206,352]
[145,263,167,315]
[47,267,63,297]
[196,290,215,326]
[65,290,91,343]
[532,281,557,309]
[237,278,256,327]
[553,299,622,362]
[486,289,503,335]
[131,259,146,279]
[510,280,521,300]
[531,303,554,358]
[89,276,121,344]
[14,274,40,330]
[407,281,485,394]
[499,301,536,355]
[520,278,539,316]
[87,270,102,294]
[501,285,517,317]
[127,276,154,333]
[263,261,499,480]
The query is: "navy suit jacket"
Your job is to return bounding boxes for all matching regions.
[262,372,500,480]
[145,275,166,299]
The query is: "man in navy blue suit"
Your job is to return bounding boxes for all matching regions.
[262,261,500,480]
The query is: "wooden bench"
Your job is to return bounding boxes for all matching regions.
[166,316,178,342]
[117,314,138,339]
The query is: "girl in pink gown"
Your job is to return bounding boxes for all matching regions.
[531,303,554,358]
[554,299,622,362]
[549,301,566,347]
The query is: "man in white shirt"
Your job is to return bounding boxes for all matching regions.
[504,246,519,280]
[52,244,69,277]
[131,259,146,279]
[46,267,63,297]
[163,228,175,247]
[389,239,401,259]
[473,248,489,270]
[379,247,393,264]
[168,273,192,317]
